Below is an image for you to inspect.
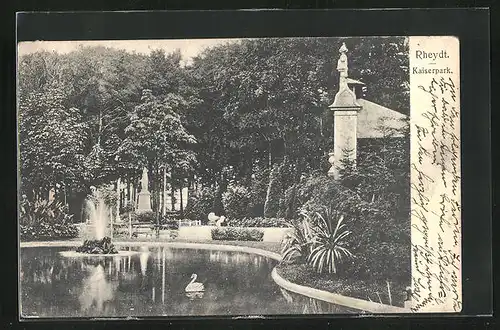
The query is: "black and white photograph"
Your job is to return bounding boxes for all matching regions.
[17,33,460,318]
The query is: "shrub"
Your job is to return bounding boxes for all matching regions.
[211,227,264,241]
[280,218,313,265]
[20,222,79,241]
[19,199,79,241]
[120,201,135,214]
[222,184,252,219]
[133,211,156,223]
[280,208,354,275]
[290,173,410,279]
[342,241,411,282]
[162,219,180,230]
[184,187,216,223]
[225,217,288,228]
[20,199,72,226]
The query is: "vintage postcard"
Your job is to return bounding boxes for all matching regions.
[17,35,461,318]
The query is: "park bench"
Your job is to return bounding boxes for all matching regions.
[177,219,201,227]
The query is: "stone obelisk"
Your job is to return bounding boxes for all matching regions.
[328,42,362,179]
[136,167,152,213]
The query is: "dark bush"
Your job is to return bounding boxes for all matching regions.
[284,133,411,284]
[184,187,216,223]
[222,185,252,219]
[133,211,156,223]
[211,227,264,241]
[161,218,180,230]
[120,201,135,214]
[225,217,288,228]
[341,242,411,282]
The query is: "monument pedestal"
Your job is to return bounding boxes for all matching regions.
[137,191,152,213]
[136,167,152,213]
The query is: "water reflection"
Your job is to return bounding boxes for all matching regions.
[20,246,355,317]
[139,246,150,276]
[185,292,205,300]
[79,264,118,313]
[278,288,363,314]
[208,250,264,268]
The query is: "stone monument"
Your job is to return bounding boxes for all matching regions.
[328,42,362,179]
[136,167,152,213]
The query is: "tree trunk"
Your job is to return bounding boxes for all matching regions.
[268,141,272,168]
[116,178,121,224]
[155,164,160,235]
[162,166,167,216]
[179,186,184,217]
[133,182,137,208]
[171,171,175,211]
[97,109,102,147]
[63,179,68,207]
[127,177,131,206]
[213,170,227,215]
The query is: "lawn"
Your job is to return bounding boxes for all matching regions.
[276,263,407,308]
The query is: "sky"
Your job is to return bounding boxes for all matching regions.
[17,38,242,65]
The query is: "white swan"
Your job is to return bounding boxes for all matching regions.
[185,273,204,292]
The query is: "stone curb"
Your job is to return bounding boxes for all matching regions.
[271,268,410,314]
[21,240,409,314]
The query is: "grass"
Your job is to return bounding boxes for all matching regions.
[276,263,408,307]
[112,236,282,254]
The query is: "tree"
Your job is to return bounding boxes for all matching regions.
[18,85,88,202]
[120,89,196,216]
[186,36,409,217]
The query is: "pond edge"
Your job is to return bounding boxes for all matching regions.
[21,240,409,314]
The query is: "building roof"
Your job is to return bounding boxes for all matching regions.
[356,98,408,138]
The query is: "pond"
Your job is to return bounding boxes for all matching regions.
[20,246,358,318]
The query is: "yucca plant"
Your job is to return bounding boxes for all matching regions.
[306,208,353,274]
[20,199,70,226]
[280,215,313,264]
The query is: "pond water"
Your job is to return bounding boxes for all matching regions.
[20,246,357,318]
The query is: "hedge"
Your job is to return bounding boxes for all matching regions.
[225,217,289,228]
[211,227,264,241]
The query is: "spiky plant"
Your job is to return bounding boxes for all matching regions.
[280,214,313,264]
[306,208,353,274]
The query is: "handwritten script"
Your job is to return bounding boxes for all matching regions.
[410,37,461,313]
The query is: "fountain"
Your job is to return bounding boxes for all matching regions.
[86,186,107,240]
[60,186,137,257]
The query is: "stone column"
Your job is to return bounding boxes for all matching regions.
[328,43,362,179]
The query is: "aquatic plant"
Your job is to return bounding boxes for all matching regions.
[75,236,118,254]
